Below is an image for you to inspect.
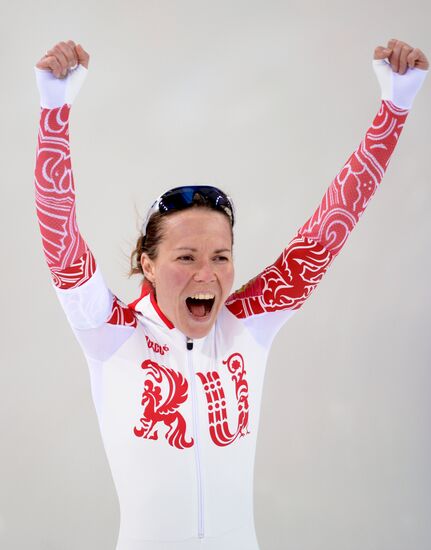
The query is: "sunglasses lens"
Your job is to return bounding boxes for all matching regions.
[158,186,234,225]
[159,187,197,211]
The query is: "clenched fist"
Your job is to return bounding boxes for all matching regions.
[35,40,89,108]
[36,40,89,78]
[374,38,428,74]
[372,38,428,110]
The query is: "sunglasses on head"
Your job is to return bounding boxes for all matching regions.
[142,185,235,235]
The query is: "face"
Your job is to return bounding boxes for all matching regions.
[140,208,235,339]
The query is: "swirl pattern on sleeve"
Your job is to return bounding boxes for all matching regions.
[299,100,408,255]
[226,100,408,319]
[34,104,96,289]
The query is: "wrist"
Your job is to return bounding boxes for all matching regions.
[372,58,428,110]
[35,65,87,109]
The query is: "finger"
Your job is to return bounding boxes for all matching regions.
[35,56,50,70]
[406,49,416,69]
[387,38,398,50]
[399,44,413,74]
[75,44,90,68]
[54,43,73,75]
[416,48,429,70]
[46,45,69,76]
[374,45,392,60]
[389,41,402,73]
[407,47,429,70]
[65,40,79,68]
[56,41,78,69]
[38,55,63,78]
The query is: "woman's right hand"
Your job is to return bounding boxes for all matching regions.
[36,40,89,79]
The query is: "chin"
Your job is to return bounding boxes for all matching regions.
[179,316,217,339]
[187,324,215,339]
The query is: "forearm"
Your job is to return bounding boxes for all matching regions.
[226,100,408,320]
[34,66,96,290]
[299,99,408,256]
[35,103,96,289]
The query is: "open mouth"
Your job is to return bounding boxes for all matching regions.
[185,295,216,319]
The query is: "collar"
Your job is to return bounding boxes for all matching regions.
[128,283,218,347]
[128,282,175,330]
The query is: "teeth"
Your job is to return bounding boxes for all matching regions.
[189,293,215,300]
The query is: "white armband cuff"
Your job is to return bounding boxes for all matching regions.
[372,58,428,110]
[35,65,88,109]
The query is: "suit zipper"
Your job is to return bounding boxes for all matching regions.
[186,336,205,539]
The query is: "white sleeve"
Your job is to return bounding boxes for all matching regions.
[53,265,114,330]
[372,58,428,109]
[53,266,137,362]
[34,64,88,108]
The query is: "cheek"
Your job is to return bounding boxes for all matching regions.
[159,265,190,292]
[222,264,235,289]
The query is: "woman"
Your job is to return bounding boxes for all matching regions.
[34,39,428,550]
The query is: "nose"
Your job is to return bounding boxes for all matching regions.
[193,260,216,283]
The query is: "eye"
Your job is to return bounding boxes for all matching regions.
[177,255,194,261]
[213,255,229,262]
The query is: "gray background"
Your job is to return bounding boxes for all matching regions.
[1,0,430,548]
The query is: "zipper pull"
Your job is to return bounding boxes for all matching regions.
[186,336,193,350]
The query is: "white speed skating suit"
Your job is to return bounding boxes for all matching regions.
[34,59,427,549]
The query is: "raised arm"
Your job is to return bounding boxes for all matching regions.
[35,42,94,287]
[34,41,115,329]
[226,39,428,320]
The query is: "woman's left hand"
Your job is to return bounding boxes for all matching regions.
[374,38,429,74]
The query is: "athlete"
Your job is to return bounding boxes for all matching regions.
[34,39,428,550]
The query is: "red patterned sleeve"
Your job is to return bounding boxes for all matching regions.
[35,104,96,289]
[226,100,408,319]
[35,103,139,335]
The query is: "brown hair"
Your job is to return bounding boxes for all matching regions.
[129,194,234,284]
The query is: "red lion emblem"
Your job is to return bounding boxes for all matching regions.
[133,359,194,450]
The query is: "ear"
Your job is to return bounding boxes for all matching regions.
[140,253,156,285]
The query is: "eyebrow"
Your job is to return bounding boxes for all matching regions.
[174,247,231,254]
